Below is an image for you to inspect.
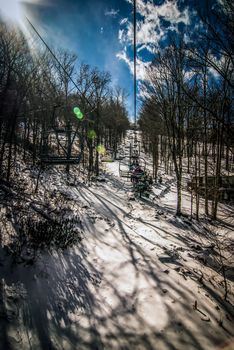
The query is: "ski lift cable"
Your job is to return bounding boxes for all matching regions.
[27,6,137,122]
[133,0,137,130]
[25,17,95,113]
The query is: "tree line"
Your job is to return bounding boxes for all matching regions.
[0,21,130,183]
[138,0,234,219]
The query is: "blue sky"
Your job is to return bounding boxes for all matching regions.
[23,0,135,116]
[0,0,217,119]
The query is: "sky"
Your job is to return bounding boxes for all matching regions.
[0,0,216,119]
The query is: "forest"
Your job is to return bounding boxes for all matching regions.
[0,0,233,349]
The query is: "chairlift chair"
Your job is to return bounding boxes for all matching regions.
[119,156,146,179]
[40,105,84,165]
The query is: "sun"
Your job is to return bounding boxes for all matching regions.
[0,0,24,24]
[0,0,42,27]
[0,0,44,53]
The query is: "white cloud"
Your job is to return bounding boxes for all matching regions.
[136,20,163,47]
[184,70,195,81]
[105,9,119,17]
[118,29,124,42]
[120,17,128,25]
[155,1,190,25]
[208,67,221,79]
[118,22,133,45]
[137,43,156,54]
[138,81,151,99]
[119,0,190,48]
[117,0,191,82]
[116,50,131,70]
[143,0,189,24]
[116,48,151,81]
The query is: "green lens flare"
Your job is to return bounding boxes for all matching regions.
[73,107,80,115]
[96,144,106,155]
[73,106,84,120]
[87,130,97,140]
[76,111,84,120]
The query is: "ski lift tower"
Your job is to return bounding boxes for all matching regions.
[133,0,137,144]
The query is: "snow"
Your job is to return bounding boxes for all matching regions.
[0,133,233,350]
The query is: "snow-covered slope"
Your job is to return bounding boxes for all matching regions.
[0,145,233,350]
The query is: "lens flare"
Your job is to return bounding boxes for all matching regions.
[77,111,83,120]
[73,107,80,114]
[0,0,23,24]
[87,130,97,140]
[0,0,45,56]
[0,0,41,26]
[96,144,106,155]
[73,106,84,120]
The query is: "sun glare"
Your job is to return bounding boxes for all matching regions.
[0,0,42,28]
[0,0,24,25]
[0,0,45,56]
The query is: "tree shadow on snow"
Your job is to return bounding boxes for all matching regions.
[0,182,233,350]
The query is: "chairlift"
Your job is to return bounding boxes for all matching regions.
[119,156,146,179]
[40,105,84,165]
[119,157,132,179]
